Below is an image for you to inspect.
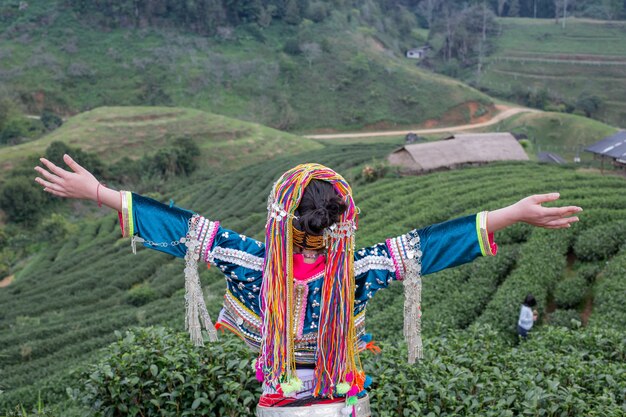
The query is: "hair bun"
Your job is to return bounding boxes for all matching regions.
[295,180,348,235]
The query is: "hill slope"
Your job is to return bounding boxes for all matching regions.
[0,106,323,172]
[0,2,494,131]
[478,18,626,127]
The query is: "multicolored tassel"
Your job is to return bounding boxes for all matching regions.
[258,163,362,397]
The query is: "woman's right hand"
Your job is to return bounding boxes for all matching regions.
[35,154,100,201]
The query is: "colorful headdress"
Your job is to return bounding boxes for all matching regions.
[259,163,360,397]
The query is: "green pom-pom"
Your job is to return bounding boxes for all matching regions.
[336,382,351,395]
[347,396,359,406]
[281,381,295,394]
[281,377,303,395]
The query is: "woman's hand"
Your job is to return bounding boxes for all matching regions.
[35,154,122,211]
[35,154,99,200]
[488,193,582,233]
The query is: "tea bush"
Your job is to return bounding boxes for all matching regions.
[74,327,260,417]
[576,262,602,283]
[553,276,588,309]
[548,309,582,329]
[573,221,626,261]
[590,248,626,329]
[366,325,625,417]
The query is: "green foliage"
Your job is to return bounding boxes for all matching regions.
[74,327,260,416]
[0,117,45,146]
[576,262,602,283]
[125,283,158,307]
[477,229,571,335]
[590,247,626,329]
[366,325,625,416]
[553,276,588,309]
[548,309,582,330]
[575,93,603,118]
[282,38,301,55]
[38,213,78,243]
[573,221,626,261]
[0,177,48,224]
[40,111,63,132]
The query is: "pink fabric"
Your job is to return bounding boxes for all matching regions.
[292,254,326,281]
[488,232,498,256]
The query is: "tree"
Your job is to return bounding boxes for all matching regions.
[300,42,322,67]
[575,93,603,117]
[0,177,48,224]
[40,110,63,131]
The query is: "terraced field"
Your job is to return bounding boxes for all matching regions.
[0,106,322,173]
[1,142,625,415]
[479,18,626,127]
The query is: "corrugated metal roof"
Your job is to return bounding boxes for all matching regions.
[584,131,626,159]
[537,152,567,164]
[388,132,528,172]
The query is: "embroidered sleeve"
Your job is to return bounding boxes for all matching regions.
[386,213,495,278]
[119,193,265,268]
[353,243,397,311]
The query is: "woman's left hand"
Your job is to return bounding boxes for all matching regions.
[488,193,582,232]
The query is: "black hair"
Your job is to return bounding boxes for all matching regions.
[293,180,348,235]
[523,294,537,307]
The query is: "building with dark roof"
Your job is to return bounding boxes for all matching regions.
[537,152,567,164]
[584,131,626,170]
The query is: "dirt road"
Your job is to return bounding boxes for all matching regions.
[304,106,539,140]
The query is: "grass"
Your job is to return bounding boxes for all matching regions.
[476,18,626,127]
[0,106,323,172]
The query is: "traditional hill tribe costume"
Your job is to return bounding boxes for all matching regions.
[118,164,496,416]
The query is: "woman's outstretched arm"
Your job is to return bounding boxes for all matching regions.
[34,154,121,210]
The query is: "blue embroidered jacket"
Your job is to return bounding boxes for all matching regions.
[120,192,495,364]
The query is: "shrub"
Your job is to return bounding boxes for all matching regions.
[573,221,626,261]
[576,263,602,283]
[283,38,301,55]
[553,276,588,309]
[0,177,48,224]
[125,283,158,306]
[74,327,260,417]
[40,111,63,131]
[39,213,78,243]
[548,309,581,329]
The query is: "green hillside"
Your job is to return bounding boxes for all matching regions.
[478,18,626,127]
[1,141,625,415]
[0,1,494,133]
[0,106,322,172]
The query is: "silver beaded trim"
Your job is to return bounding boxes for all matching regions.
[354,255,395,276]
[184,215,218,345]
[402,229,423,363]
[212,247,264,271]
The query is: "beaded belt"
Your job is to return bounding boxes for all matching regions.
[256,395,371,417]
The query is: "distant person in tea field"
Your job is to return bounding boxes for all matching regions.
[518,294,539,339]
[35,154,582,417]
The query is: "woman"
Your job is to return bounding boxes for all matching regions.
[35,155,581,416]
[518,294,539,339]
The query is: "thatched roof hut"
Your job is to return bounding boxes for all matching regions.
[388,132,528,173]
